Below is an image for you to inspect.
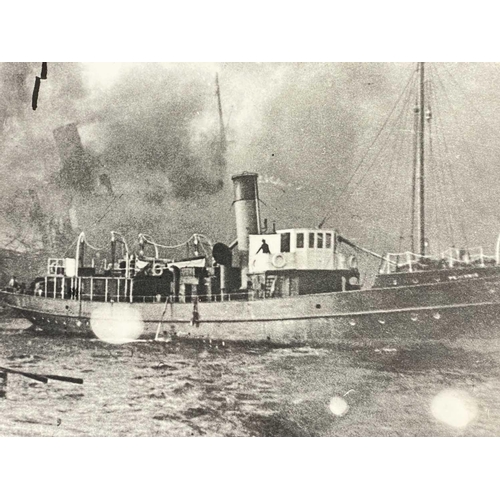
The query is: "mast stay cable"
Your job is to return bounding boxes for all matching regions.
[318,64,418,228]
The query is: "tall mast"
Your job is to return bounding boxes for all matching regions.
[417,62,426,256]
[215,73,227,153]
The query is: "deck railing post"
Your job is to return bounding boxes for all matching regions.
[407,252,412,273]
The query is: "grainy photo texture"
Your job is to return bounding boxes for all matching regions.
[0,62,498,436]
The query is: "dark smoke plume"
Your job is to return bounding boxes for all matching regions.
[89,64,227,200]
[3,62,500,276]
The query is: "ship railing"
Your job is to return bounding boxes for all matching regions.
[26,285,266,304]
[380,246,498,274]
[26,278,260,303]
[379,252,424,274]
[440,246,495,268]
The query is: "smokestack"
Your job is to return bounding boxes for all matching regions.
[53,123,95,193]
[232,172,261,289]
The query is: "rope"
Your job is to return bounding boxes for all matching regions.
[141,233,213,251]
[83,237,106,252]
[442,63,500,142]
[431,64,470,247]
[91,193,125,227]
[319,63,418,227]
[63,235,80,257]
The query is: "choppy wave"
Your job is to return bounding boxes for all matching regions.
[0,317,499,436]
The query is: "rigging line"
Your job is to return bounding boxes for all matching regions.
[91,193,125,228]
[342,71,417,202]
[63,234,81,257]
[426,77,443,254]
[426,77,441,253]
[319,63,418,227]
[383,84,414,245]
[426,69,454,247]
[142,234,197,250]
[429,146,443,254]
[428,145,451,250]
[432,64,472,246]
[428,66,461,239]
[334,66,418,204]
[441,63,500,142]
[385,80,414,186]
[427,71,455,247]
[83,237,106,252]
[428,70,458,248]
[410,82,419,253]
[344,80,416,248]
[426,82,446,253]
[397,81,419,250]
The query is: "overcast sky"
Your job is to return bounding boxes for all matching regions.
[2,62,500,262]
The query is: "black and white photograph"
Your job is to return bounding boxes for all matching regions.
[1,60,499,438]
[0,4,498,497]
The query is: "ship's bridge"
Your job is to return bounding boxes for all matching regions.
[248,229,354,274]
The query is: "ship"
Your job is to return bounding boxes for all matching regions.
[3,62,500,347]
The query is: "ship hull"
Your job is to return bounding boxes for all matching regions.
[3,275,500,348]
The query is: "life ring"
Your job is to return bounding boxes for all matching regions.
[272,253,286,268]
[152,263,164,276]
[348,256,358,269]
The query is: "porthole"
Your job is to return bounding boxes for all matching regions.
[433,312,441,320]
[410,313,418,322]
[315,304,321,309]
[76,320,82,327]
[348,319,356,326]
[378,318,386,325]
[412,279,419,284]
[392,280,398,286]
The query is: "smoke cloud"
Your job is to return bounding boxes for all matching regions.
[1,62,500,272]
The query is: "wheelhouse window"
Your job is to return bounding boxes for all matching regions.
[309,233,315,248]
[281,232,291,253]
[317,233,324,249]
[296,233,304,249]
[326,233,332,249]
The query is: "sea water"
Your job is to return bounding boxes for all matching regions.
[0,316,499,437]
